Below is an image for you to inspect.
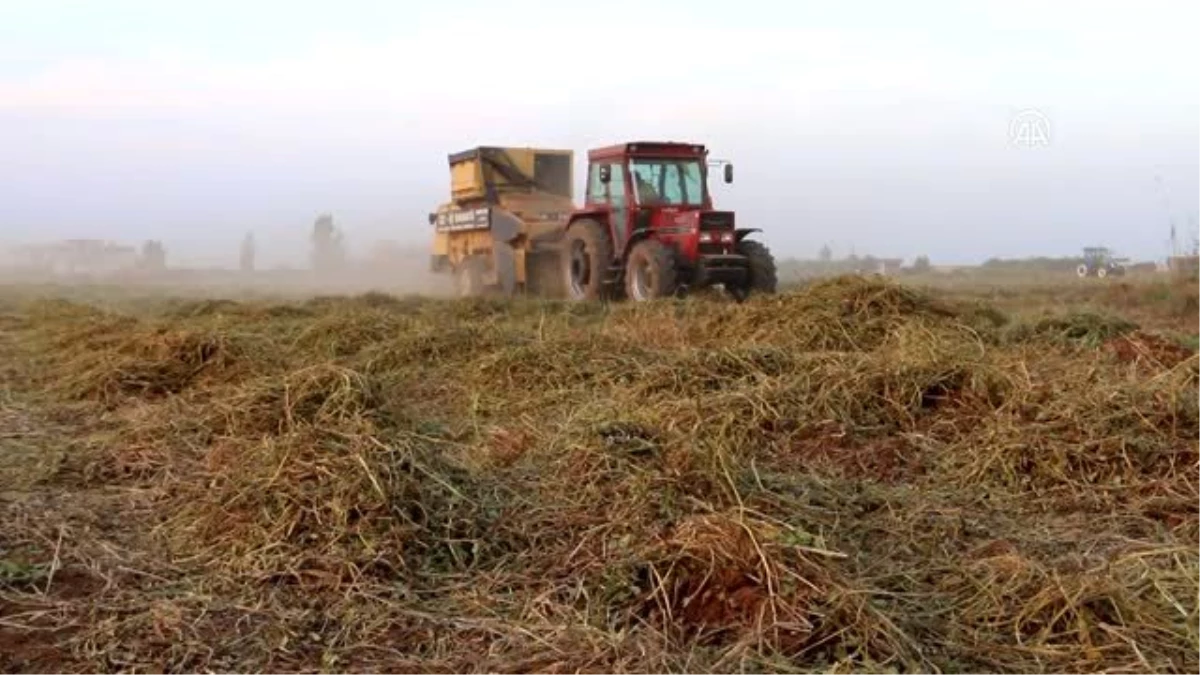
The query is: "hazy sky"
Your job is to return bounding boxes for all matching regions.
[2,0,1197,266]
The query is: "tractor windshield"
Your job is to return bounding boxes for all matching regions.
[630,158,706,206]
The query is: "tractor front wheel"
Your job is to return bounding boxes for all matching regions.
[1076,264,1090,278]
[563,219,613,301]
[728,239,778,300]
[624,239,679,301]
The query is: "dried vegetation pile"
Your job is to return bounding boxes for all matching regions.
[0,276,1197,673]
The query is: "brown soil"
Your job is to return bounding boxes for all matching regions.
[1105,330,1196,369]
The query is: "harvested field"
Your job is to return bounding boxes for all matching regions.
[0,274,1197,673]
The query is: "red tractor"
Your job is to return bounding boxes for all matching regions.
[559,141,777,302]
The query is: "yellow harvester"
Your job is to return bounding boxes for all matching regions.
[429,146,574,296]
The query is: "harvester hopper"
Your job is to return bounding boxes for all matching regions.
[429,146,574,297]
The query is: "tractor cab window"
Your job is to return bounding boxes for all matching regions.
[587,164,606,202]
[631,159,705,206]
[608,163,627,208]
[587,161,626,206]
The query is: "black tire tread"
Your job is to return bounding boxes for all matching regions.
[738,239,778,294]
[563,218,613,301]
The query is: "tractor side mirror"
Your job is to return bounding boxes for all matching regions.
[598,165,611,184]
[723,163,734,184]
[428,212,437,225]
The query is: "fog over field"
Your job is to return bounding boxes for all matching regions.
[1,0,1197,268]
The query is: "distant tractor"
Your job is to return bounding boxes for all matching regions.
[1076,247,1126,279]
[561,141,776,301]
[427,141,777,302]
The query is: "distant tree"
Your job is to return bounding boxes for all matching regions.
[911,255,931,273]
[239,232,256,273]
[818,244,832,262]
[140,240,166,271]
[310,213,346,272]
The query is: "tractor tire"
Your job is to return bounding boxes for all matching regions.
[563,218,612,301]
[732,239,778,298]
[624,239,679,301]
[1096,266,1108,279]
[455,256,487,297]
[1076,264,1090,278]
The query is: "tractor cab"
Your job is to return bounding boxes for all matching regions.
[584,141,742,268]
[561,140,775,302]
[584,142,729,236]
[585,141,727,209]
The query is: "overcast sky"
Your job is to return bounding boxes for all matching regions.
[1,0,1197,267]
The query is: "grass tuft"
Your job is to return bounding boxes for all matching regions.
[0,273,1195,673]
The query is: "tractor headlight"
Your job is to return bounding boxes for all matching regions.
[699,232,714,243]
[719,232,734,244]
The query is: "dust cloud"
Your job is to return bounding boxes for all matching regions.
[0,224,458,301]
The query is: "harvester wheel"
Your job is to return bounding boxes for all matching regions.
[526,247,566,298]
[455,256,486,297]
[730,239,778,299]
[563,219,612,301]
[624,239,678,301]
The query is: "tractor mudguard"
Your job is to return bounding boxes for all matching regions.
[621,228,653,259]
[565,209,611,233]
[734,227,762,242]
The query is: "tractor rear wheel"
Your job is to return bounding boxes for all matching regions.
[1076,264,1090,278]
[1097,266,1108,279]
[624,239,678,301]
[729,239,778,300]
[563,219,612,301]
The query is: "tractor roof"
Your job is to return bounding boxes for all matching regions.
[588,141,708,161]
